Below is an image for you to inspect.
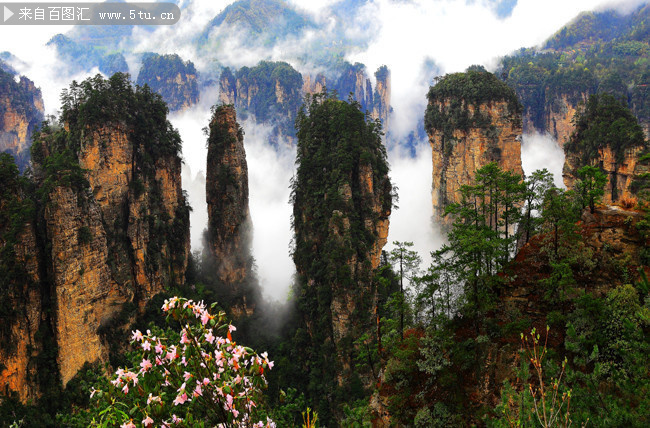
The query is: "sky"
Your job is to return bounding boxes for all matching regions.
[0,0,646,300]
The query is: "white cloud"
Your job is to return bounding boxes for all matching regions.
[167,85,220,250]
[520,132,566,188]
[242,119,296,302]
[1,0,640,301]
[385,142,445,272]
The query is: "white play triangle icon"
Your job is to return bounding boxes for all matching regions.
[4,6,13,22]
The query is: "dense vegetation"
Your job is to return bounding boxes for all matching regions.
[368,162,649,426]
[288,92,393,423]
[136,54,199,111]
[565,93,647,164]
[35,72,183,165]
[425,69,522,147]
[498,4,650,137]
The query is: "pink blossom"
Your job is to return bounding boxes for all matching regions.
[193,384,203,397]
[120,421,136,428]
[228,325,237,333]
[205,330,215,344]
[142,340,151,351]
[155,341,164,354]
[89,387,98,398]
[142,416,154,426]
[140,359,152,372]
[122,384,129,394]
[201,311,211,325]
[131,330,143,342]
[173,392,188,406]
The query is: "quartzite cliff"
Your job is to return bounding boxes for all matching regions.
[426,71,524,230]
[0,73,190,401]
[291,95,392,415]
[0,64,44,171]
[219,61,391,145]
[205,105,256,317]
[136,53,200,112]
[562,94,649,205]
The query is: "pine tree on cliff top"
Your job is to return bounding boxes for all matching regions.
[290,91,392,422]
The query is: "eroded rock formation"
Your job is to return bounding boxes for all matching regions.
[544,91,591,146]
[136,53,199,111]
[0,66,44,170]
[218,61,392,145]
[426,71,524,230]
[562,94,648,205]
[292,96,392,396]
[205,105,255,317]
[0,74,190,399]
[0,156,43,401]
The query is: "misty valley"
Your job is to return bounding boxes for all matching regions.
[0,1,649,427]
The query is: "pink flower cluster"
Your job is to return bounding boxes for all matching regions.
[93,297,275,427]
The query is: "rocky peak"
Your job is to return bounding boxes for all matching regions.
[136,53,199,111]
[425,71,524,230]
[0,65,44,171]
[291,94,393,398]
[0,73,190,399]
[205,105,256,317]
[372,65,391,128]
[218,61,392,146]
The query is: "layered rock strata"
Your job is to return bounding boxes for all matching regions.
[426,71,524,230]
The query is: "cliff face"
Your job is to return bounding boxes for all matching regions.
[0,74,190,399]
[544,91,590,146]
[372,66,391,129]
[218,61,303,145]
[302,73,326,96]
[564,145,647,204]
[329,160,392,348]
[218,61,392,145]
[0,67,44,170]
[0,160,42,401]
[292,96,392,399]
[136,53,199,111]
[562,94,648,205]
[76,123,189,302]
[205,105,255,316]
[426,72,523,230]
[44,186,123,384]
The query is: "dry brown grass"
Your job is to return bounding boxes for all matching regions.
[619,197,637,209]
